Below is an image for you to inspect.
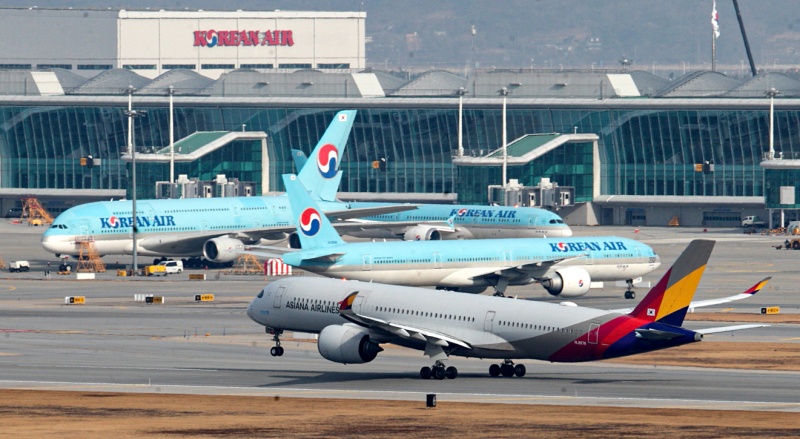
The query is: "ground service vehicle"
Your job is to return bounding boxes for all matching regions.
[9,261,30,272]
[158,260,183,274]
[144,265,167,276]
[741,216,765,227]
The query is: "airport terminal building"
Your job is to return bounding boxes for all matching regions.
[0,8,365,79]
[1,7,800,227]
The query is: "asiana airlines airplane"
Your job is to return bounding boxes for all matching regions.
[247,240,769,379]
[41,110,571,266]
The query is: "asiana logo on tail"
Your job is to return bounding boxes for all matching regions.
[100,215,176,229]
[549,241,629,252]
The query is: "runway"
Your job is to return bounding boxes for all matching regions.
[1,221,799,411]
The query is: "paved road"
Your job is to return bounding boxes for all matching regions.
[1,221,799,411]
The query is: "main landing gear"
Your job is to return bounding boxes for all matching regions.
[419,360,458,380]
[268,328,284,357]
[624,279,636,300]
[488,360,526,378]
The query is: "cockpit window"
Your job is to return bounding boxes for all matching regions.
[257,290,264,299]
[49,224,68,229]
[548,219,565,224]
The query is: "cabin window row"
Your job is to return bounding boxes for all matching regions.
[498,320,575,333]
[375,306,475,322]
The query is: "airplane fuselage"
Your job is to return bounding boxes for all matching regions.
[282,236,660,290]
[247,277,697,362]
[346,202,571,239]
[41,198,572,258]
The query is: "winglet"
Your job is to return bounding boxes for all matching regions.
[742,277,771,296]
[283,174,345,250]
[296,110,356,202]
[629,239,715,326]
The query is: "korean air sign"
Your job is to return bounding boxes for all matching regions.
[549,241,629,252]
[100,215,176,229]
[193,30,294,47]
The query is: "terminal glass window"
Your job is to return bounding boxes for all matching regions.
[123,65,156,70]
[37,64,71,70]
[201,64,235,70]
[240,64,274,69]
[317,63,350,69]
[163,64,196,70]
[278,63,312,69]
[77,65,112,70]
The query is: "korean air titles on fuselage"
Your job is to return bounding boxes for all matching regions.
[450,208,516,219]
[550,241,628,253]
[100,215,176,229]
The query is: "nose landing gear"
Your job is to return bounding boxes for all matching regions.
[624,279,636,300]
[268,328,284,357]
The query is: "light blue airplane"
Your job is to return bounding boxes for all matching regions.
[290,149,571,241]
[265,174,660,298]
[41,110,570,267]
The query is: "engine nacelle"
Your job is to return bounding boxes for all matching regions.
[202,237,244,263]
[403,226,441,241]
[540,266,592,298]
[318,324,383,364]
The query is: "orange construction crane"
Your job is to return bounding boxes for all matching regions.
[21,197,54,226]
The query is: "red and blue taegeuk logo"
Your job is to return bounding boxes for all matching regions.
[299,208,322,236]
[317,144,338,179]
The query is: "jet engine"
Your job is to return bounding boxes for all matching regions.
[317,324,383,364]
[202,237,245,263]
[403,226,441,241]
[540,266,592,298]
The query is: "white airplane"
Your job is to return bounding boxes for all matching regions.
[247,239,769,379]
[256,174,659,298]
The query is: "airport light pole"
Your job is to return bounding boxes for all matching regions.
[766,87,779,160]
[167,85,175,192]
[124,86,147,275]
[499,86,509,187]
[456,87,467,157]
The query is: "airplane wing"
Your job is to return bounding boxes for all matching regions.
[331,219,457,235]
[694,324,770,335]
[610,277,771,314]
[135,205,420,256]
[325,204,419,221]
[339,292,471,349]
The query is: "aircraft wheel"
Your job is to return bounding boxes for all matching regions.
[433,366,446,380]
[500,364,515,377]
[489,364,501,377]
[420,367,432,379]
[628,291,636,299]
[514,364,526,377]
[445,366,458,379]
[270,347,279,357]
[277,346,284,356]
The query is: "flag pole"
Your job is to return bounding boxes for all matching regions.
[712,27,716,71]
[711,0,719,71]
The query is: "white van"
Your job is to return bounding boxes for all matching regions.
[9,260,30,272]
[157,260,183,274]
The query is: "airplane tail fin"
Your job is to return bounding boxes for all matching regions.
[629,239,715,326]
[283,173,345,250]
[297,110,356,201]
